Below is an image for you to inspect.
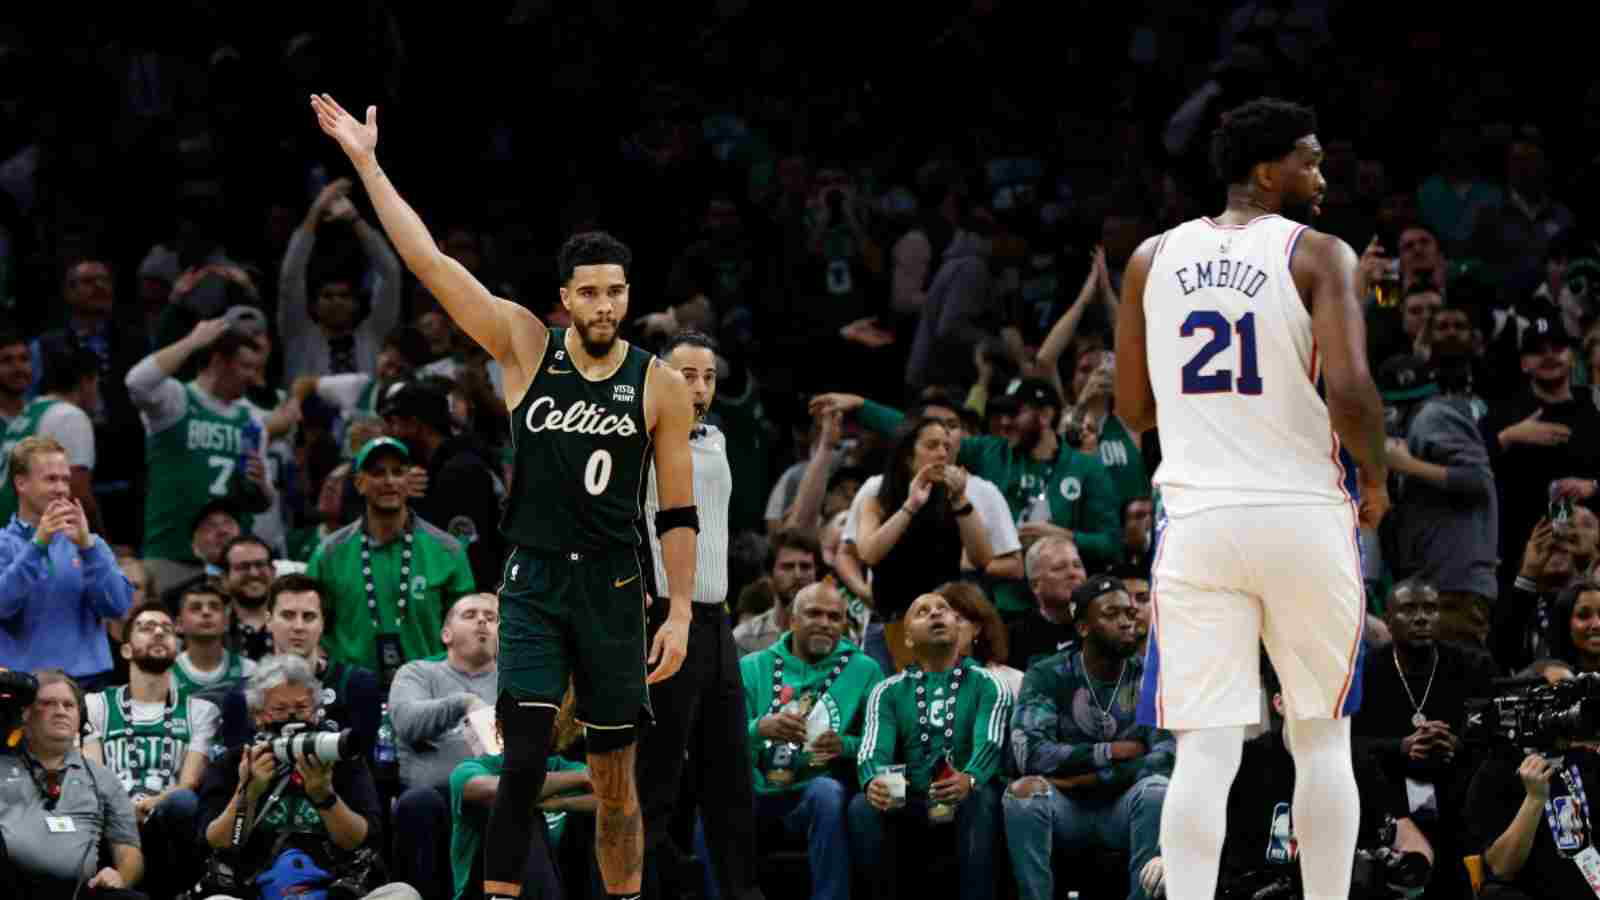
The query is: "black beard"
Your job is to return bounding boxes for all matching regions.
[1280,196,1316,224]
[574,320,617,357]
[234,590,269,610]
[132,654,176,675]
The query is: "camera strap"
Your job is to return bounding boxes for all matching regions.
[230,762,293,853]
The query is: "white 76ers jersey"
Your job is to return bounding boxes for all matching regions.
[1143,214,1358,516]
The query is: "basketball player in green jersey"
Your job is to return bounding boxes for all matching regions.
[312,93,696,900]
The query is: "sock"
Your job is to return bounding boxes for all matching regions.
[608,894,642,900]
[1159,726,1245,900]
[1285,717,1359,900]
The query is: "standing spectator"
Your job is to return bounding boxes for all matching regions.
[198,655,420,900]
[851,592,1009,900]
[388,593,499,900]
[218,535,277,662]
[736,582,884,900]
[288,462,351,563]
[0,343,98,526]
[0,436,132,691]
[0,670,143,899]
[1494,519,1579,671]
[277,177,403,380]
[1481,317,1600,583]
[1484,131,1577,286]
[1351,579,1493,900]
[108,556,154,687]
[307,437,474,684]
[1067,350,1152,517]
[0,328,30,426]
[1008,537,1089,670]
[30,259,150,545]
[291,327,429,433]
[733,529,820,656]
[379,381,503,590]
[1002,576,1172,900]
[83,600,220,900]
[905,223,996,393]
[1386,339,1499,646]
[854,417,994,673]
[1547,579,1600,674]
[170,580,257,696]
[215,575,383,759]
[126,318,272,593]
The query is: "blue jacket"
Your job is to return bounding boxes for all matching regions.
[0,516,132,677]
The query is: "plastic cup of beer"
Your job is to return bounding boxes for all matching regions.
[881,764,908,809]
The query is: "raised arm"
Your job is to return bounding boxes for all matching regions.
[1036,247,1110,381]
[1113,237,1160,434]
[646,361,695,684]
[310,94,542,370]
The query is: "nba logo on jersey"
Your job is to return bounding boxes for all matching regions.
[1265,802,1297,863]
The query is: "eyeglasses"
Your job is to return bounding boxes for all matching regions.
[132,621,176,636]
[230,559,275,572]
[264,703,315,719]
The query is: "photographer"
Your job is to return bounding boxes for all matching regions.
[0,669,145,900]
[1464,663,1600,899]
[196,655,416,900]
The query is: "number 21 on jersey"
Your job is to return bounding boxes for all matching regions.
[1180,310,1263,395]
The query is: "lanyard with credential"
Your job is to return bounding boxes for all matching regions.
[1541,760,1600,898]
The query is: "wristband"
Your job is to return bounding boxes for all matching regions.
[311,790,339,811]
[953,503,975,517]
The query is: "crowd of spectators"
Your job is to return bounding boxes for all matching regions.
[5,5,1600,900]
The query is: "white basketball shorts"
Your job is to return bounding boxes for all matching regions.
[1136,501,1365,730]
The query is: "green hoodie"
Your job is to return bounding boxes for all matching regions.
[742,633,885,795]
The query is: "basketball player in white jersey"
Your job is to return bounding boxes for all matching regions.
[1113,98,1390,900]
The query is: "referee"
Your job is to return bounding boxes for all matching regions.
[640,331,764,900]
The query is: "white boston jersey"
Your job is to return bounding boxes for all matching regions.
[1143,214,1357,516]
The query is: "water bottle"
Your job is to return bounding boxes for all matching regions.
[238,419,262,470]
[375,703,397,774]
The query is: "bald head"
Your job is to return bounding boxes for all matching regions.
[791,581,847,663]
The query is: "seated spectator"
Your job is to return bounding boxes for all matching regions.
[388,593,500,900]
[108,556,155,686]
[158,500,243,612]
[217,575,381,758]
[126,318,273,594]
[938,580,1023,698]
[450,696,596,900]
[170,580,257,696]
[1207,666,1433,899]
[1464,661,1599,900]
[1116,496,1155,576]
[736,576,777,627]
[307,437,474,685]
[0,669,143,900]
[1548,579,1600,674]
[198,655,419,900]
[1352,578,1493,899]
[84,601,220,900]
[737,581,883,900]
[218,535,277,661]
[851,592,1009,900]
[1008,536,1087,670]
[0,436,132,692]
[1107,563,1153,660]
[734,530,820,656]
[855,417,993,673]
[0,343,100,526]
[1002,575,1172,900]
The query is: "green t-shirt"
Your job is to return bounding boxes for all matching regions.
[449,753,588,900]
[306,514,475,671]
[857,658,1010,794]
[1092,415,1151,512]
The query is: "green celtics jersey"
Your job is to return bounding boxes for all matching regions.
[1095,415,1151,511]
[142,382,257,561]
[502,329,655,552]
[0,397,63,521]
[86,683,218,800]
[171,649,255,694]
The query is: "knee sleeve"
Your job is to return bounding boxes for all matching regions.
[485,694,560,890]
[496,691,559,772]
[1159,727,1245,900]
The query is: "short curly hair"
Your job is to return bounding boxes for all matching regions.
[1210,98,1318,186]
[557,231,632,285]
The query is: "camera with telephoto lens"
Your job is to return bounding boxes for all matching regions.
[1464,672,1600,751]
[256,720,359,766]
[1217,818,1429,899]
[0,669,38,748]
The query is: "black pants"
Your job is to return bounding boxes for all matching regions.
[638,603,761,900]
[392,783,453,900]
[0,833,146,900]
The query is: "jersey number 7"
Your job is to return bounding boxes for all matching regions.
[1180,310,1263,395]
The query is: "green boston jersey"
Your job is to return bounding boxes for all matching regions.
[87,684,213,801]
[306,514,475,670]
[171,650,255,694]
[502,328,655,552]
[143,382,257,562]
[0,397,62,522]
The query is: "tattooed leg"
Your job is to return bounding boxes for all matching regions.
[588,742,644,893]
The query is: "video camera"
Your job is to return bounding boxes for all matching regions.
[1465,672,1600,751]
[254,720,360,766]
[0,668,38,748]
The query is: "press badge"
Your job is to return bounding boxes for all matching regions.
[45,815,76,833]
[1575,846,1600,896]
[376,633,404,684]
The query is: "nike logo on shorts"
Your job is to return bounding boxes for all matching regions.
[614,574,639,589]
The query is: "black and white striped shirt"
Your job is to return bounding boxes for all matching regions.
[644,423,732,606]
